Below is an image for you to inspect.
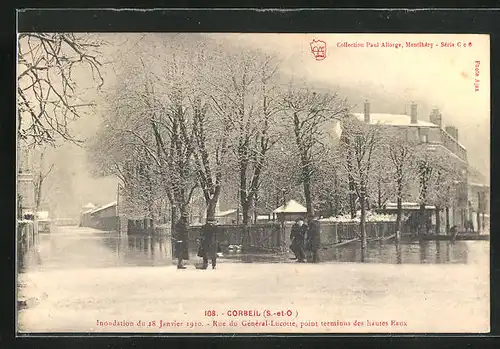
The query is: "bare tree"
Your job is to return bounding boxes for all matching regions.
[33,150,55,214]
[281,85,349,217]
[340,115,383,259]
[312,146,347,217]
[415,146,446,235]
[17,33,105,147]
[386,128,418,236]
[425,149,461,235]
[206,48,283,248]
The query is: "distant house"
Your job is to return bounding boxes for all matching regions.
[90,201,118,231]
[215,209,242,225]
[79,201,118,231]
[272,199,307,222]
[80,202,96,227]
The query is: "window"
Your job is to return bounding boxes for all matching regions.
[418,127,429,143]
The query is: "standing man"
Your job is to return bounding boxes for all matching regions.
[200,218,218,270]
[290,217,307,262]
[174,211,190,269]
[306,214,321,263]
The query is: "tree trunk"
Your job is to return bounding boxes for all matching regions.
[333,171,339,216]
[435,206,441,235]
[359,195,367,262]
[35,174,43,214]
[241,198,251,225]
[396,195,402,240]
[253,191,258,225]
[445,206,450,235]
[419,203,426,235]
[347,154,356,219]
[241,193,252,249]
[377,177,382,209]
[303,176,313,217]
[206,197,218,222]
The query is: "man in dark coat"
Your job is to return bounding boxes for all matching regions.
[174,212,190,269]
[306,214,321,263]
[199,219,218,269]
[290,217,307,262]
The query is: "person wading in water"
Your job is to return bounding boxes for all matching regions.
[290,217,307,262]
[198,218,218,270]
[174,212,190,269]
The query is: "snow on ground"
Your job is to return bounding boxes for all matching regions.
[18,260,489,333]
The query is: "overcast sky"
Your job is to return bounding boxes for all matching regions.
[41,33,490,213]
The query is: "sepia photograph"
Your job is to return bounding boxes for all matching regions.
[16,31,490,333]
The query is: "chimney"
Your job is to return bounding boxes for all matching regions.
[364,100,370,123]
[445,125,458,141]
[410,102,418,124]
[429,108,442,128]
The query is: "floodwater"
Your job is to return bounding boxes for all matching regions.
[19,226,489,272]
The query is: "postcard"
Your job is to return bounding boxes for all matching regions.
[16,32,490,334]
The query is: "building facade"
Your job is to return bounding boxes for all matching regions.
[354,101,468,231]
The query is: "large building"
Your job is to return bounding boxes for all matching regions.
[468,167,490,233]
[353,101,468,231]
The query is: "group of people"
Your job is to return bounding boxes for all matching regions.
[289,216,321,263]
[173,213,322,269]
[173,212,218,270]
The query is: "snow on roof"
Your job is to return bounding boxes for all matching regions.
[90,201,117,214]
[215,209,238,217]
[353,113,438,127]
[273,200,307,213]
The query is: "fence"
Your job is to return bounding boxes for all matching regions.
[188,223,284,252]
[126,219,398,252]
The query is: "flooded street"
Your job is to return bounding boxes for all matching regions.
[18,226,490,333]
[20,226,488,272]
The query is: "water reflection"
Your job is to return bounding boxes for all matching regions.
[20,227,486,272]
[320,239,472,264]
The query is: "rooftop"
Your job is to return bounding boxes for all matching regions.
[83,202,96,210]
[353,113,438,127]
[215,209,238,217]
[273,200,307,214]
[90,201,117,215]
